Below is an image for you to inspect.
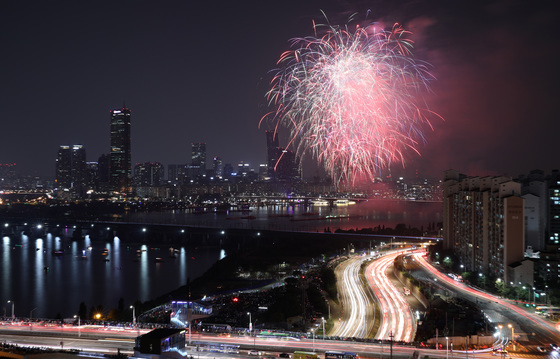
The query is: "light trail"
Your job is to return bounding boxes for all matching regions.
[366,250,419,342]
[413,252,560,338]
[330,255,374,338]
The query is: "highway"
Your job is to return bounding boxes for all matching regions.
[329,254,375,338]
[0,323,521,359]
[412,252,560,349]
[366,250,417,342]
[329,247,420,342]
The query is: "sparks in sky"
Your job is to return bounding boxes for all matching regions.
[262,15,439,185]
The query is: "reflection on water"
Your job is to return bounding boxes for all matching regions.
[126,199,442,232]
[0,233,222,319]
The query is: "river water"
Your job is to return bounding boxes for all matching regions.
[0,200,441,320]
[0,234,223,319]
[126,199,442,233]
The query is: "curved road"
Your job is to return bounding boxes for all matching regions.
[330,249,418,341]
[412,252,560,348]
[329,254,375,338]
[366,250,417,342]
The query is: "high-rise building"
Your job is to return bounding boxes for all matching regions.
[259,163,268,181]
[134,162,164,187]
[237,161,250,178]
[110,107,132,194]
[223,163,233,180]
[86,162,99,192]
[55,144,87,197]
[518,170,547,251]
[443,170,524,282]
[55,146,72,190]
[71,145,86,196]
[97,154,110,189]
[549,170,560,245]
[0,163,17,189]
[190,143,206,178]
[213,156,223,179]
[265,130,280,179]
[275,149,300,182]
[264,130,300,182]
[168,164,178,184]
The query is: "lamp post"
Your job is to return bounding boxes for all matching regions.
[30,307,37,320]
[247,312,252,332]
[311,327,316,352]
[508,324,515,350]
[322,317,326,339]
[74,315,81,337]
[7,300,14,319]
[446,337,449,359]
[533,287,536,306]
[130,305,136,326]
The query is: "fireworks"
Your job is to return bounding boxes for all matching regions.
[261,17,438,185]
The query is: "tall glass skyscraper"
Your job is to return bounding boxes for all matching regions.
[110,107,132,194]
[55,144,86,197]
[55,145,72,190]
[190,142,206,178]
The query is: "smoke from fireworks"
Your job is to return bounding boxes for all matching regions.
[261,16,439,185]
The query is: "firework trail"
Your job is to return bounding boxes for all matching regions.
[261,16,439,185]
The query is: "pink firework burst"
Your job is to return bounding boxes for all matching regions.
[261,16,439,186]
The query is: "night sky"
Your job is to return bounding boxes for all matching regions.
[1,0,558,180]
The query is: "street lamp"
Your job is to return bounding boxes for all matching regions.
[508,324,515,350]
[446,337,449,359]
[247,312,252,332]
[74,315,81,337]
[321,317,326,339]
[310,327,316,352]
[7,300,14,319]
[130,305,136,326]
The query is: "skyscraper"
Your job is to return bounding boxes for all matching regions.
[55,145,72,190]
[213,156,223,179]
[110,107,132,194]
[548,170,560,245]
[86,162,99,192]
[71,144,87,196]
[97,154,110,189]
[264,130,300,182]
[265,130,280,179]
[190,142,206,178]
[134,162,164,187]
[55,144,87,197]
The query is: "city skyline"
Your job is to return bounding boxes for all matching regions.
[1,0,558,180]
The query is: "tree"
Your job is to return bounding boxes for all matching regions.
[495,279,506,296]
[78,302,87,319]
